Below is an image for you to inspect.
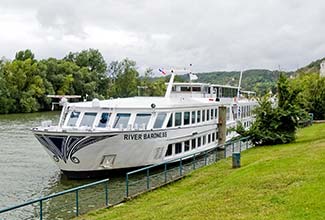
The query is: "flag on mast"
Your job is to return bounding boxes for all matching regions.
[189,73,198,81]
[159,68,167,75]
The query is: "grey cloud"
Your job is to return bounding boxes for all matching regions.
[36,1,87,38]
[0,0,325,72]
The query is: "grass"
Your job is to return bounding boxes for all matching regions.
[78,124,325,220]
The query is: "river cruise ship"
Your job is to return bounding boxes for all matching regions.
[32,71,257,178]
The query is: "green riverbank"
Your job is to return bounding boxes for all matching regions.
[79,124,325,220]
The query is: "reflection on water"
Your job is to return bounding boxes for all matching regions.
[0,112,61,208]
[0,112,62,219]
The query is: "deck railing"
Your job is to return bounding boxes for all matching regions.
[0,178,109,220]
[125,137,252,198]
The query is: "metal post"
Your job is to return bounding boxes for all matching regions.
[179,159,183,176]
[218,106,227,146]
[146,169,150,190]
[164,163,167,183]
[39,200,43,220]
[76,190,79,216]
[232,143,234,152]
[125,174,129,198]
[232,152,241,168]
[105,181,109,207]
[239,141,242,152]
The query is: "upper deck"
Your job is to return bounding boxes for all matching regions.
[33,81,257,133]
[168,82,255,99]
[66,96,225,111]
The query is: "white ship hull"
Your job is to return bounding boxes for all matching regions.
[33,122,225,176]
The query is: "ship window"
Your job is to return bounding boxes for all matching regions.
[216,132,219,140]
[184,140,190,151]
[97,113,110,128]
[241,106,243,118]
[166,144,173,156]
[215,108,218,118]
[212,133,215,142]
[191,111,196,124]
[184,112,190,125]
[202,110,206,122]
[198,137,201,147]
[80,112,97,127]
[67,111,80,126]
[226,107,230,120]
[175,112,182,126]
[207,109,210,121]
[197,110,201,123]
[191,139,196,149]
[203,135,206,145]
[208,134,211,143]
[113,113,131,129]
[134,113,151,129]
[167,113,173,127]
[192,87,201,92]
[240,106,244,118]
[175,142,182,154]
[154,113,167,128]
[181,86,191,91]
[211,109,214,119]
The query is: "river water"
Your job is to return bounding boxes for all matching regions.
[0,112,126,219]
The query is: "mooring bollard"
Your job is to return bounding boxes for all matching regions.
[232,152,241,168]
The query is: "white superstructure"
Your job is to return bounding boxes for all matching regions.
[32,71,257,178]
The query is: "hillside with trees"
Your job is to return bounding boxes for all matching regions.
[296,57,325,74]
[193,69,294,96]
[1,48,325,120]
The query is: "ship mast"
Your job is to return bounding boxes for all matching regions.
[164,66,193,98]
[236,70,243,101]
[164,69,175,98]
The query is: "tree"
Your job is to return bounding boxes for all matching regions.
[0,60,15,113]
[139,68,166,96]
[64,48,107,74]
[235,74,307,145]
[64,49,110,100]
[15,49,35,62]
[1,58,47,113]
[290,73,325,120]
[108,59,139,98]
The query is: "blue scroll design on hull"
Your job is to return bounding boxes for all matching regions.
[34,134,117,163]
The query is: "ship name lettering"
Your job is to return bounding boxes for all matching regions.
[124,132,167,140]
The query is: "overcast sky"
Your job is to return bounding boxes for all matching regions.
[0,0,325,73]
